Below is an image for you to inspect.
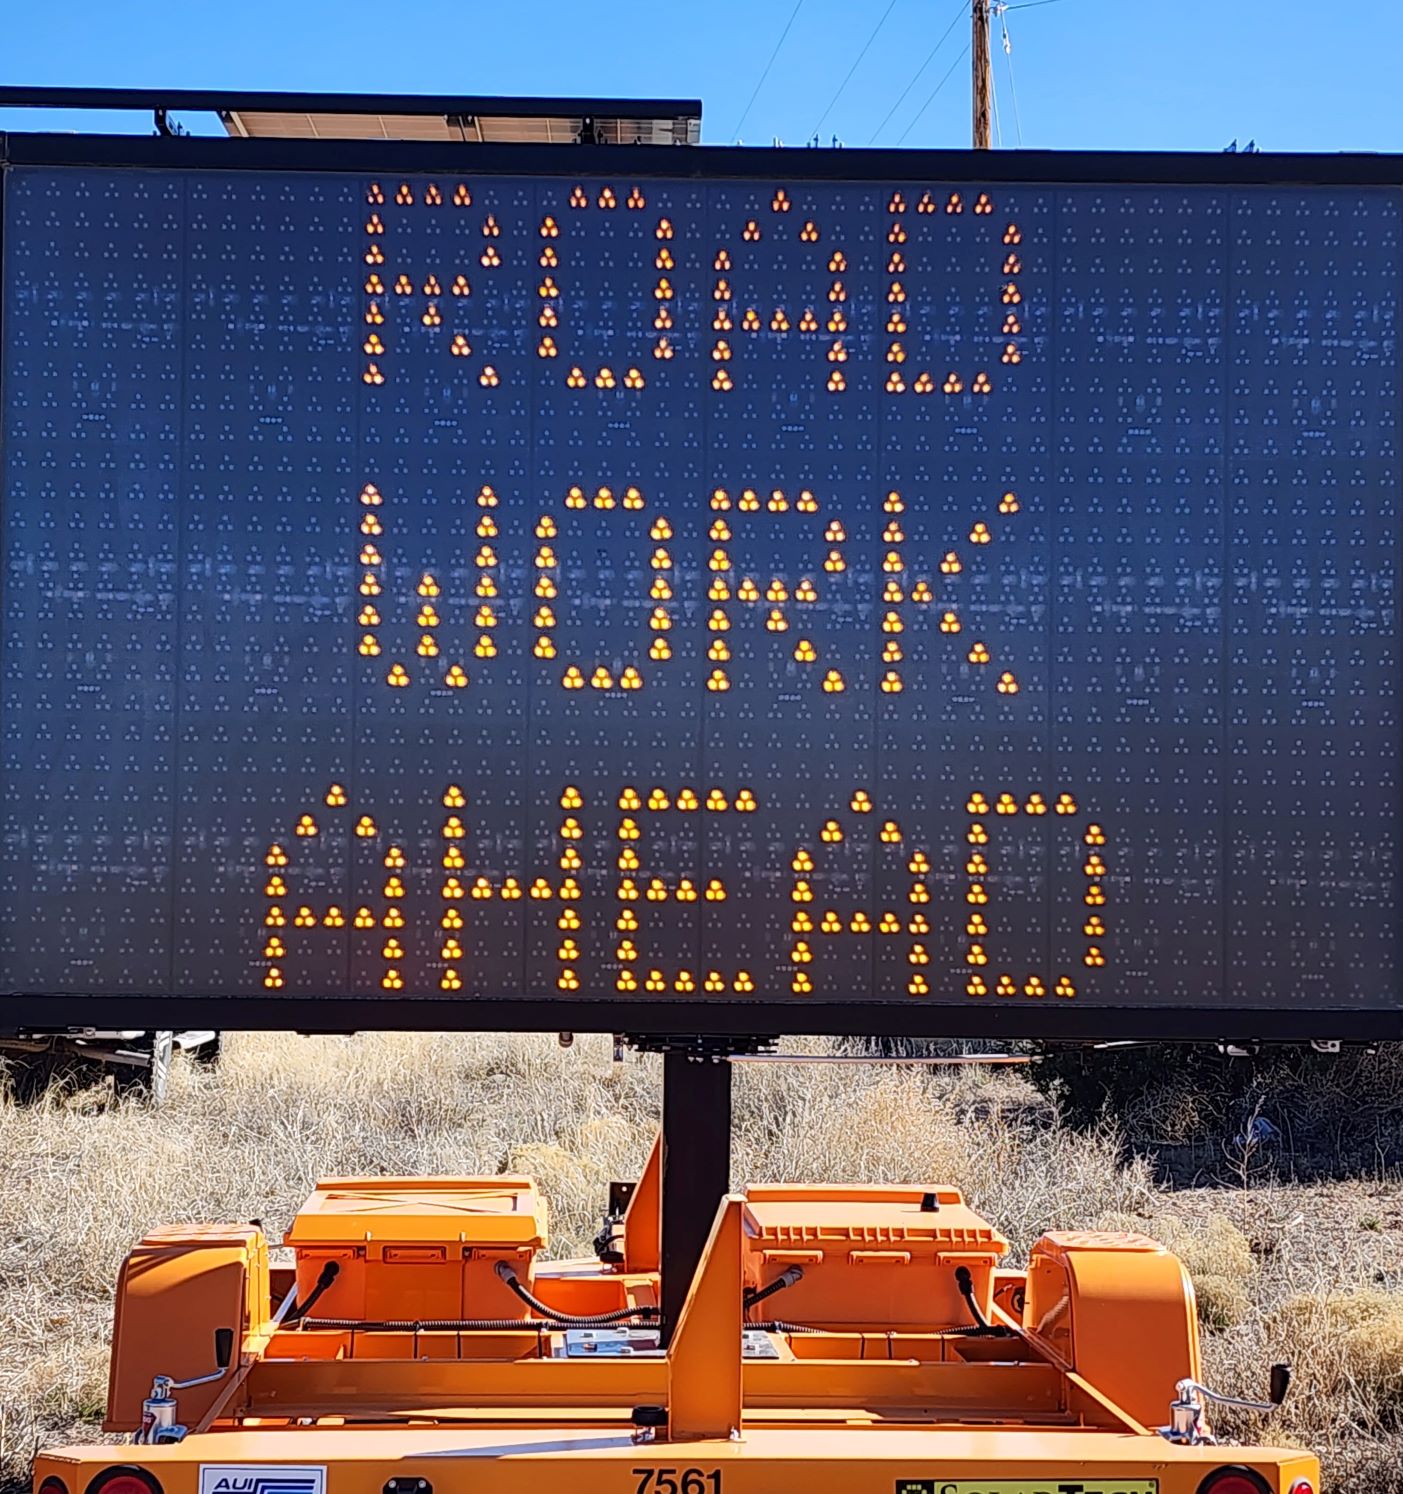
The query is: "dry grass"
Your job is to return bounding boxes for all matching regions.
[0,1034,1400,1491]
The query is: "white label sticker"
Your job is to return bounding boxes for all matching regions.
[199,1467,327,1494]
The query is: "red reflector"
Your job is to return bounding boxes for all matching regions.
[1289,1483,1316,1494]
[1197,1472,1272,1494]
[91,1481,152,1494]
[87,1469,164,1494]
[39,1477,70,1494]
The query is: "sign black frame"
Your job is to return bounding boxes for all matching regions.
[1,126,1400,1041]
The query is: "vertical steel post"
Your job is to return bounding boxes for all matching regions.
[659,1049,733,1347]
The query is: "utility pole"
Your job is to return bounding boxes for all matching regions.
[972,0,992,148]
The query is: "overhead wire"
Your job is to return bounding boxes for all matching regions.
[731,0,808,141]
[997,3,1025,145]
[895,42,970,145]
[867,0,966,145]
[810,0,902,140]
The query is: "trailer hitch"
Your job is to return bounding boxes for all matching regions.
[134,1328,234,1444]
[1159,1363,1291,1445]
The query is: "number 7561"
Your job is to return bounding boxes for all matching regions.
[633,1468,722,1494]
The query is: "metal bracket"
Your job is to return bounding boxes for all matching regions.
[620,1032,777,1058]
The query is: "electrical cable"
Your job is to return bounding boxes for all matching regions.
[810,0,902,140]
[744,1265,804,1309]
[954,1265,1011,1336]
[495,1261,660,1327]
[867,0,966,145]
[997,3,1024,145]
[285,1259,340,1324]
[895,42,970,145]
[731,0,808,141]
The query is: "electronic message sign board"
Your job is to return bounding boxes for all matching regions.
[0,138,1399,1038]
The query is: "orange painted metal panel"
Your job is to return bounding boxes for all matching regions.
[105,1225,270,1431]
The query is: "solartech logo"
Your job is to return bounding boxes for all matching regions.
[198,1467,327,1494]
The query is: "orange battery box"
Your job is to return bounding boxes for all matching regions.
[284,1176,547,1323]
[742,1183,1008,1329]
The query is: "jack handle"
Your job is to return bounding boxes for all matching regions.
[1161,1364,1291,1446]
[136,1330,235,1444]
[1179,1363,1291,1414]
[153,1328,235,1396]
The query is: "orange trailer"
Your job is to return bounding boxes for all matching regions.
[34,1139,1317,1494]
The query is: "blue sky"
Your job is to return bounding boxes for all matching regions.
[2,0,1401,154]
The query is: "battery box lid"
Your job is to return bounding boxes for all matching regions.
[284,1176,548,1252]
[743,1183,1008,1259]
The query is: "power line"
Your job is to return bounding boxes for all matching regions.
[995,1,1024,145]
[811,0,902,139]
[1003,28,1024,144]
[895,41,970,145]
[868,0,966,145]
[731,0,808,141]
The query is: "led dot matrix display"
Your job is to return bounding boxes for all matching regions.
[1,156,1398,1034]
